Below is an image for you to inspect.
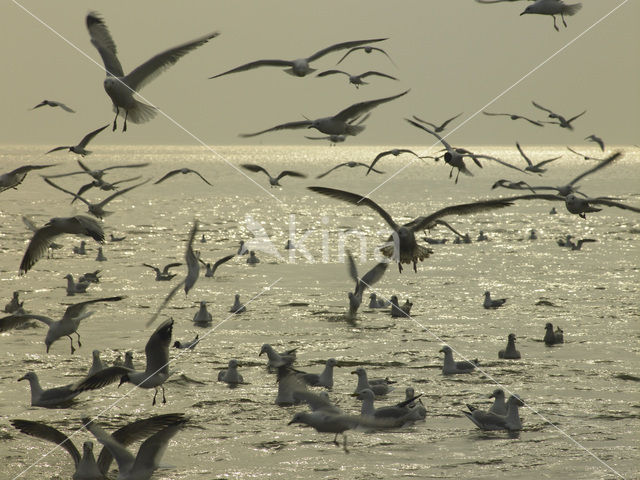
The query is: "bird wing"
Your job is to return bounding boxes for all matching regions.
[147,279,185,326]
[11,420,80,467]
[358,261,389,294]
[211,254,235,275]
[471,154,527,173]
[75,181,97,198]
[482,111,507,117]
[531,101,554,115]
[367,150,393,175]
[437,112,464,130]
[126,32,219,92]
[346,251,359,286]
[21,215,38,232]
[10,164,55,175]
[334,90,409,123]
[293,390,343,414]
[96,179,149,208]
[154,170,181,184]
[411,115,437,129]
[405,118,453,151]
[84,418,136,475]
[86,13,124,77]
[43,177,91,206]
[161,262,182,274]
[589,197,640,213]
[56,102,75,113]
[102,162,151,172]
[316,164,346,179]
[566,110,587,124]
[276,170,307,180]
[360,71,398,81]
[316,69,349,78]
[568,151,621,186]
[239,120,312,137]
[130,418,187,474]
[46,146,71,154]
[78,124,109,148]
[520,116,544,126]
[189,169,213,186]
[307,186,399,230]
[534,156,562,168]
[63,296,124,323]
[432,219,465,237]
[184,220,200,295]
[0,313,53,331]
[145,319,173,376]
[515,142,533,166]
[97,413,186,474]
[143,264,161,274]
[307,38,387,62]
[210,59,294,79]
[241,164,271,177]
[74,366,132,392]
[19,223,64,274]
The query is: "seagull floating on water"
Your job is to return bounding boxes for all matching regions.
[87,12,219,131]
[64,274,90,296]
[352,367,394,396]
[299,358,338,389]
[230,294,246,314]
[544,322,564,345]
[463,394,523,431]
[484,291,507,309]
[218,359,245,386]
[499,333,521,359]
[210,38,386,79]
[439,345,477,374]
[193,301,212,325]
[17,371,82,408]
[46,124,109,156]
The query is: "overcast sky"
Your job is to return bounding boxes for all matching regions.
[2,0,638,147]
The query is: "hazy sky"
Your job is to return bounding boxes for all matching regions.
[2,1,638,147]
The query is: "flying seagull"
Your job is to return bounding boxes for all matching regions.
[43,177,149,219]
[532,101,586,130]
[46,159,150,181]
[316,69,398,88]
[199,253,235,277]
[316,161,384,179]
[520,0,582,31]
[240,90,409,138]
[516,142,561,174]
[482,110,544,127]
[0,296,124,354]
[31,99,75,113]
[0,164,55,193]
[366,148,423,175]
[240,164,307,187]
[210,38,386,79]
[46,124,109,156]
[345,250,388,318]
[154,168,213,186]
[411,112,462,133]
[308,187,530,272]
[566,146,603,162]
[142,262,182,281]
[19,215,104,274]
[585,134,605,151]
[336,45,396,66]
[86,11,219,131]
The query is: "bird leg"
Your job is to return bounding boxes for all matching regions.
[152,387,158,406]
[413,260,418,273]
[67,335,76,354]
[112,107,119,131]
[455,170,460,184]
[75,331,82,348]
[397,262,403,274]
[449,167,453,179]
[333,433,340,446]
[552,15,559,31]
[561,12,567,27]
[342,433,349,454]
[123,110,129,132]
[161,385,166,404]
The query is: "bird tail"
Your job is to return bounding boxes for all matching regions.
[345,124,366,136]
[564,3,582,16]
[116,100,157,124]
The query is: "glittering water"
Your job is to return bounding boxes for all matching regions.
[1,144,639,479]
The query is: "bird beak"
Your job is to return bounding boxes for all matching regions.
[46,344,50,353]
[438,348,444,353]
[350,370,357,375]
[287,419,297,426]
[18,375,27,382]
[118,377,126,388]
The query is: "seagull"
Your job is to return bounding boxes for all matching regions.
[484,291,507,309]
[406,118,526,183]
[308,186,527,272]
[240,90,409,138]
[305,114,371,145]
[569,238,597,250]
[218,359,245,386]
[87,12,219,131]
[366,148,423,175]
[390,295,413,317]
[566,193,640,219]
[4,291,24,314]
[516,142,561,174]
[336,45,396,66]
[240,164,307,187]
[192,301,212,325]
[246,251,260,264]
[75,319,174,405]
[42,177,149,219]
[46,124,109,156]
[20,215,104,274]
[74,175,143,201]
[544,322,564,345]
[95,247,107,262]
[237,241,249,255]
[154,168,213,186]
[499,333,521,359]
[210,38,386,79]
[526,151,622,197]
[439,346,477,374]
[482,110,544,127]
[87,349,106,377]
[31,99,75,112]
[491,179,537,193]
[532,101,585,130]
[46,159,150,182]
[173,334,199,349]
[11,414,186,480]
[521,0,582,31]
[352,367,394,396]
[17,372,82,408]
[476,230,489,242]
[566,146,603,161]
[298,358,339,389]
[142,262,182,281]
[199,253,235,277]
[230,294,246,314]
[259,344,297,369]
[64,274,90,296]
[466,389,508,416]
[345,250,388,318]
[411,112,463,133]
[356,388,423,425]
[317,161,384,179]
[0,164,55,193]
[368,293,390,308]
[463,394,524,431]
[0,296,124,354]
[585,134,605,151]
[316,69,398,88]
[110,233,126,242]
[82,413,187,479]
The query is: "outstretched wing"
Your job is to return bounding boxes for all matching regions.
[78,124,109,148]
[276,170,307,180]
[11,420,80,467]
[334,90,409,123]
[86,12,124,77]
[210,59,294,79]
[239,120,312,138]
[568,151,621,186]
[316,69,349,78]
[307,38,387,62]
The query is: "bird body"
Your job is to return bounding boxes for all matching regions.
[17,372,81,408]
[352,367,394,396]
[46,124,109,156]
[499,333,521,359]
[521,0,582,30]
[544,322,564,345]
[484,291,507,309]
[218,359,244,385]
[439,346,477,374]
[230,294,246,314]
[463,395,524,431]
[193,301,212,324]
[300,358,338,388]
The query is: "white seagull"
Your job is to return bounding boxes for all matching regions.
[521,0,582,31]
[86,11,219,131]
